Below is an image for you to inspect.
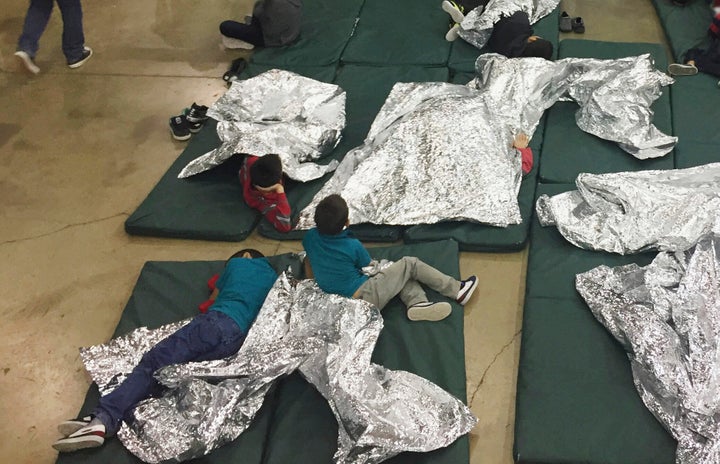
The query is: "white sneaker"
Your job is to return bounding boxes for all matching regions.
[668,63,698,76]
[456,275,479,305]
[57,416,93,437]
[52,422,105,452]
[221,35,255,50]
[14,51,40,74]
[441,0,466,23]
[407,302,452,321]
[445,23,461,42]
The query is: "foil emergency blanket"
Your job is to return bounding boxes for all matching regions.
[576,235,720,464]
[80,273,477,463]
[295,54,674,229]
[536,163,720,254]
[457,0,560,50]
[178,69,345,182]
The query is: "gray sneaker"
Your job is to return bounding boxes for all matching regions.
[668,63,698,76]
[407,301,452,321]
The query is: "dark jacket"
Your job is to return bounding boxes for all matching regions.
[487,11,533,58]
[253,0,303,47]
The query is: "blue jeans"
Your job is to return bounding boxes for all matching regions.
[17,0,85,62]
[93,311,245,436]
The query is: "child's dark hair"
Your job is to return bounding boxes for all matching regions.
[314,194,348,235]
[227,248,265,264]
[250,154,283,188]
[521,38,553,60]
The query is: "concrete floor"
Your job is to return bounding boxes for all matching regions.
[0,0,669,463]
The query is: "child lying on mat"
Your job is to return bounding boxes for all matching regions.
[219,0,302,50]
[668,1,720,78]
[239,153,292,233]
[302,195,479,322]
[52,249,278,453]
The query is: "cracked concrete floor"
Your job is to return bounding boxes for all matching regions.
[0,0,668,463]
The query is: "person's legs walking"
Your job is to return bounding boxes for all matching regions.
[56,0,87,64]
[15,0,53,73]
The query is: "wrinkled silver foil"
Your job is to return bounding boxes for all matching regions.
[458,0,560,50]
[537,162,720,254]
[295,54,674,229]
[576,235,720,464]
[80,273,476,463]
[178,69,345,182]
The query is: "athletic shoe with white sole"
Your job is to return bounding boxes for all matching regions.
[442,0,466,23]
[57,416,93,437]
[68,47,93,69]
[668,63,698,76]
[456,275,478,305]
[14,51,40,74]
[221,35,255,50]
[169,115,192,141]
[407,301,452,322]
[445,23,461,41]
[52,423,105,452]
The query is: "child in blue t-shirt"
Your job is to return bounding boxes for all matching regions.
[302,195,479,322]
[52,249,278,453]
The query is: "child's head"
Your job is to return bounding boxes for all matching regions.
[250,154,283,188]
[521,37,553,60]
[314,194,349,235]
[227,248,265,263]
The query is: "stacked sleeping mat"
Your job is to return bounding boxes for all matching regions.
[125,0,560,251]
[650,0,720,168]
[56,240,471,464]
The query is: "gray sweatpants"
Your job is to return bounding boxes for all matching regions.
[356,257,461,310]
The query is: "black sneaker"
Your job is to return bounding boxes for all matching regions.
[57,416,93,437]
[68,46,93,69]
[185,103,209,124]
[169,115,191,141]
[52,422,105,452]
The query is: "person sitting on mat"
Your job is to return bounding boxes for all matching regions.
[668,3,720,78]
[239,153,292,233]
[487,11,554,59]
[52,248,278,453]
[302,194,480,322]
[219,0,303,50]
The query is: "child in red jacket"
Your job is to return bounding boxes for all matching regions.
[239,154,292,232]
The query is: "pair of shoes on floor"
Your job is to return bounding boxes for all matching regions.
[52,416,105,452]
[559,12,585,33]
[221,34,255,50]
[223,57,248,85]
[668,62,699,76]
[405,275,479,322]
[169,103,208,141]
[68,46,93,69]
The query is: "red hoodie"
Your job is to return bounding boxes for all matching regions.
[239,155,292,232]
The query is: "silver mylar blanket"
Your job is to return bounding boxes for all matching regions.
[294,53,674,229]
[177,69,346,182]
[576,235,720,464]
[537,163,720,254]
[79,273,477,463]
[457,0,560,50]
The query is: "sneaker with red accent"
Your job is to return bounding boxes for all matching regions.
[456,275,478,305]
[52,422,105,452]
[57,415,93,437]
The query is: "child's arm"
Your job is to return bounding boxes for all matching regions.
[512,133,534,175]
[252,184,292,232]
[304,257,315,279]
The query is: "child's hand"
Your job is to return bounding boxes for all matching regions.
[255,183,285,194]
[512,133,529,149]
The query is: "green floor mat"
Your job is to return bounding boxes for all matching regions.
[257,65,450,242]
[448,8,559,73]
[56,254,302,464]
[262,239,470,464]
[650,0,714,61]
[341,0,451,65]
[539,40,674,184]
[249,0,365,67]
[671,72,720,168]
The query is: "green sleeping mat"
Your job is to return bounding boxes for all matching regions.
[340,0,452,65]
[124,65,338,242]
[57,241,470,464]
[249,0,365,67]
[257,65,450,243]
[513,182,676,464]
[650,0,714,61]
[539,40,675,184]
[448,8,560,73]
[671,72,720,169]
[261,239,470,464]
[56,254,302,464]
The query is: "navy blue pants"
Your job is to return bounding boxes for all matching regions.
[686,38,720,78]
[17,0,85,62]
[93,311,245,436]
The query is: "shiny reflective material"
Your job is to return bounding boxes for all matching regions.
[458,0,560,50]
[295,54,674,229]
[178,69,345,182]
[80,273,476,463]
[537,163,720,254]
[577,235,720,463]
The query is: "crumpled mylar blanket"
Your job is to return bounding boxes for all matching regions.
[294,53,674,229]
[79,273,477,463]
[576,234,720,464]
[458,0,560,50]
[536,162,720,254]
[177,69,346,182]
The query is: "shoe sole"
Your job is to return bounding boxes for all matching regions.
[457,278,479,305]
[407,302,452,322]
[68,47,93,69]
[441,1,465,24]
[170,128,191,141]
[14,51,40,74]
[445,24,460,42]
[668,63,698,76]
[52,435,104,452]
[58,421,90,437]
[188,125,203,134]
[221,35,255,50]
